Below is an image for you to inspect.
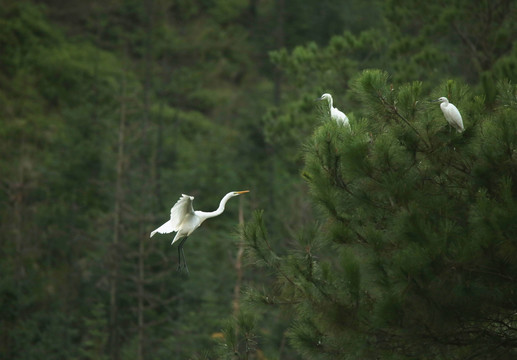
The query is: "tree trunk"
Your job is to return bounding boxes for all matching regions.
[273,0,285,106]
[137,227,145,360]
[233,196,246,316]
[110,66,127,360]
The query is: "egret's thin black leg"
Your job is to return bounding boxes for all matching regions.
[177,244,182,271]
[176,237,188,273]
[181,247,189,275]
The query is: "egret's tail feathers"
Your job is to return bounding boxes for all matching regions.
[150,220,175,238]
[171,233,185,246]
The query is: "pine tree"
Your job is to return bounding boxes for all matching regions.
[243,70,517,359]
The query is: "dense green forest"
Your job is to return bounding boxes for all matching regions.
[1,0,517,359]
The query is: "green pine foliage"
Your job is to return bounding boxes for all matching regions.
[243,70,517,359]
[216,310,258,360]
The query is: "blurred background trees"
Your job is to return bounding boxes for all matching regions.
[0,0,516,359]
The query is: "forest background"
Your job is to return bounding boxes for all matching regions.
[1,0,517,359]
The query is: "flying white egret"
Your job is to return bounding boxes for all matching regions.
[150,190,250,274]
[436,97,464,133]
[318,93,350,128]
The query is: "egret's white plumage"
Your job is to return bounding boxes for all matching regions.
[437,97,464,133]
[150,194,194,240]
[150,190,250,273]
[319,93,350,128]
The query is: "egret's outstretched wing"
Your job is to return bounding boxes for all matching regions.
[170,194,195,228]
[150,194,194,237]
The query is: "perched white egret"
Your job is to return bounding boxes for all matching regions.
[150,190,249,274]
[318,93,350,128]
[436,97,464,133]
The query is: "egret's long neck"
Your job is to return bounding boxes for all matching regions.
[197,192,234,220]
[328,96,333,109]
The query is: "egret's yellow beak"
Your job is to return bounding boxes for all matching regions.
[236,190,250,194]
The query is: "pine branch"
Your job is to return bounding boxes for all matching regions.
[378,90,431,149]
[244,211,302,292]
